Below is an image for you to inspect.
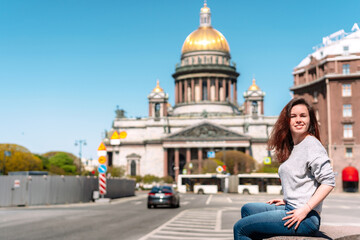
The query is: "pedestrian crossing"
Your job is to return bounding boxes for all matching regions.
[139,208,233,240]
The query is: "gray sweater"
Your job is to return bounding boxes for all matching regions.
[278,135,335,213]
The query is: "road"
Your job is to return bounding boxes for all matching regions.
[0,192,360,240]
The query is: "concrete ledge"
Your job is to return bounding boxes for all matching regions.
[95,198,111,203]
[267,226,360,240]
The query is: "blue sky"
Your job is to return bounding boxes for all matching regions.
[1,0,359,160]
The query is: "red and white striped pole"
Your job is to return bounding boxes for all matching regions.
[99,173,107,196]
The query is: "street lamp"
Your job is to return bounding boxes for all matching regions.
[75,140,86,174]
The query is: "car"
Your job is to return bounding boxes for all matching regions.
[147,185,180,208]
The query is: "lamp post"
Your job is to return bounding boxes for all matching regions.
[75,140,86,174]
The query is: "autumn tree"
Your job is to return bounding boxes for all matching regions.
[0,144,43,175]
[214,150,257,175]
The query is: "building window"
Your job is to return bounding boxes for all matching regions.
[343,124,353,138]
[343,104,352,117]
[316,110,320,122]
[313,91,318,103]
[342,84,351,97]
[343,64,350,75]
[343,46,349,56]
[130,160,136,176]
[345,147,353,158]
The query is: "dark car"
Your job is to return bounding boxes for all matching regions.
[147,185,180,208]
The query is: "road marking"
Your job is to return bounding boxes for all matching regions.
[133,201,142,205]
[205,195,213,205]
[139,208,233,240]
[181,201,189,205]
[227,197,232,203]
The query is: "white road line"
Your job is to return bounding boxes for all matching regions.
[215,209,222,231]
[133,201,142,205]
[181,201,189,205]
[138,210,186,240]
[226,197,232,203]
[140,208,233,240]
[205,195,213,205]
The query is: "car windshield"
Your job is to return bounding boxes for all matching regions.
[150,186,172,193]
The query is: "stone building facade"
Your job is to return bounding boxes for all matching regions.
[291,24,360,191]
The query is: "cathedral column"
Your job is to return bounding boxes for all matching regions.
[207,77,210,101]
[149,103,152,117]
[215,78,219,101]
[233,80,237,103]
[179,81,183,103]
[198,148,203,173]
[191,78,195,102]
[184,79,188,102]
[163,148,168,177]
[222,78,226,101]
[199,78,203,101]
[175,148,180,182]
[186,148,191,174]
[175,82,178,104]
[228,79,232,102]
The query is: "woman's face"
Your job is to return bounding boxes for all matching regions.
[289,104,310,138]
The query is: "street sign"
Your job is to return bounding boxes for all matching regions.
[110,131,121,145]
[98,156,106,164]
[216,166,223,173]
[98,164,107,173]
[14,179,20,188]
[264,157,271,165]
[119,131,127,139]
[207,151,215,158]
[97,142,107,157]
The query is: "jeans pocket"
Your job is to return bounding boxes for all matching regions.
[300,218,320,235]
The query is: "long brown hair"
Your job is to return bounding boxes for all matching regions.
[268,98,320,162]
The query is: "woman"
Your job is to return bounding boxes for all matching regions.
[233,98,335,240]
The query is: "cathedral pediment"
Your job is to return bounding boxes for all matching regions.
[165,121,249,141]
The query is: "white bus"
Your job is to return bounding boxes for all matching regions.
[177,174,229,194]
[238,173,282,195]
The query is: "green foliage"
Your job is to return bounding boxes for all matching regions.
[35,154,50,170]
[143,174,161,184]
[256,160,280,173]
[48,152,77,175]
[128,175,143,183]
[215,150,257,174]
[202,159,220,174]
[0,144,43,174]
[108,166,125,177]
[162,175,174,184]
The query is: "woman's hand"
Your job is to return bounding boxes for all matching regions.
[266,199,286,205]
[282,205,311,230]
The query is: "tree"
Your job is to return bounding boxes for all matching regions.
[0,144,43,175]
[107,166,125,177]
[215,150,257,175]
[48,152,77,175]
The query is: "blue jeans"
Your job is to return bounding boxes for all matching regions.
[233,202,320,240]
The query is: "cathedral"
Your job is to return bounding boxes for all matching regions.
[102,3,277,181]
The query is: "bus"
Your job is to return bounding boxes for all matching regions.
[238,173,282,194]
[177,174,229,194]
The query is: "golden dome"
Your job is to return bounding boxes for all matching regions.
[200,3,210,13]
[152,80,164,93]
[182,26,230,54]
[248,78,260,91]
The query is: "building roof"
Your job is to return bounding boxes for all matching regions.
[181,3,230,54]
[295,23,360,70]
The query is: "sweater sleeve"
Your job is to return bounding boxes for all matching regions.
[307,144,336,187]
